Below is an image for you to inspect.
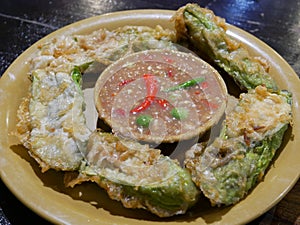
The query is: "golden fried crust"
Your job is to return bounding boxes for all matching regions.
[173,4,227,42]
[15,96,31,149]
[64,171,95,188]
[15,95,52,172]
[172,5,187,41]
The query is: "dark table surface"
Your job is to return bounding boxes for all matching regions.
[0,0,300,224]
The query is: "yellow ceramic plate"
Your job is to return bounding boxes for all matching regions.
[0,10,299,225]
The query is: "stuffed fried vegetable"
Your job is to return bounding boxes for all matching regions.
[16,67,91,172]
[66,131,199,217]
[185,86,292,206]
[15,24,177,173]
[174,3,278,91]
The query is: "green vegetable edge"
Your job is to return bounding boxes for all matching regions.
[71,61,93,87]
[84,160,199,216]
[181,4,278,92]
[204,124,288,206]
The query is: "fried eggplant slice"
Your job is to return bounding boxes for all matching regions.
[16,68,91,172]
[66,131,199,217]
[174,3,278,91]
[185,86,292,206]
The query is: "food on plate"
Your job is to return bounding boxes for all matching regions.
[30,25,176,73]
[15,25,177,172]
[13,3,294,218]
[65,130,199,217]
[174,3,279,91]
[94,49,227,143]
[16,66,91,172]
[185,85,292,206]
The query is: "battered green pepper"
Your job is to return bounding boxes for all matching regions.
[66,131,199,217]
[23,68,92,172]
[174,3,278,91]
[185,86,292,206]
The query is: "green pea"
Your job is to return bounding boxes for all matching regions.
[136,114,153,127]
[171,107,189,120]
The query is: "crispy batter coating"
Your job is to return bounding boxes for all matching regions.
[185,86,292,206]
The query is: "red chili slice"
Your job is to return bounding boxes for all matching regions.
[130,98,152,114]
[156,98,170,108]
[143,74,158,98]
[200,99,218,110]
[167,69,174,78]
[114,108,126,116]
[130,74,170,114]
[200,81,209,89]
[163,56,174,63]
[118,78,135,87]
